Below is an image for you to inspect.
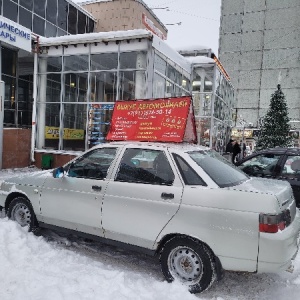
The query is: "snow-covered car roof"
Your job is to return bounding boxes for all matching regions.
[91,141,209,152]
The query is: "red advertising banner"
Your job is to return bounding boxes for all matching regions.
[106,97,197,143]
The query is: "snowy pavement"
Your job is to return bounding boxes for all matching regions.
[0,168,300,299]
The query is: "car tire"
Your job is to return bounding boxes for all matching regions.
[7,197,39,233]
[159,236,216,293]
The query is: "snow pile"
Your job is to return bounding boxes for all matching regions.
[0,218,196,300]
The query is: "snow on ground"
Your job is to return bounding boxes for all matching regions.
[1,168,300,299]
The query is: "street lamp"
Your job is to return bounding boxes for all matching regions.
[150,7,169,10]
[165,22,182,26]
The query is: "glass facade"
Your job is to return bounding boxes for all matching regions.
[36,41,192,151]
[1,0,95,37]
[0,0,95,128]
[153,53,190,98]
[192,65,234,152]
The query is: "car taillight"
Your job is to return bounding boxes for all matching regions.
[259,210,291,233]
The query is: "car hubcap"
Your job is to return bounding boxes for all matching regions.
[11,203,31,227]
[168,246,203,284]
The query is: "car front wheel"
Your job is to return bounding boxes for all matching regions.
[159,236,216,293]
[7,197,38,232]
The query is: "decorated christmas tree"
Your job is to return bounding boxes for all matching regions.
[256,84,292,150]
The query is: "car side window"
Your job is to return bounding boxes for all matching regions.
[68,147,118,180]
[173,154,207,186]
[282,155,300,177]
[115,148,175,185]
[238,153,281,177]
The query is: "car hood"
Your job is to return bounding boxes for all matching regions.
[1,170,53,187]
[229,177,293,209]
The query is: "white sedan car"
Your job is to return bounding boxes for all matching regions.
[0,142,300,293]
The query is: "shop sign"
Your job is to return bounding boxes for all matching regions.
[142,13,166,40]
[231,129,253,138]
[0,16,31,52]
[106,97,197,143]
[88,103,114,146]
[45,126,84,140]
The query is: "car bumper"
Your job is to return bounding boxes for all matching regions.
[257,209,300,273]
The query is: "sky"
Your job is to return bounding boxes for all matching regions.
[74,0,222,55]
[1,167,300,300]
[143,0,222,54]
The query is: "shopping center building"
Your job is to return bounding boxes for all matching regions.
[0,0,234,169]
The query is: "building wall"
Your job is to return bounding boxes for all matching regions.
[219,0,300,128]
[82,0,167,38]
[3,129,31,168]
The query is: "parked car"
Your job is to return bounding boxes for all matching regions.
[0,142,300,293]
[236,148,300,208]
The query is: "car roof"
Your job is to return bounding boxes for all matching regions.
[93,141,209,152]
[253,147,300,154]
[237,147,300,165]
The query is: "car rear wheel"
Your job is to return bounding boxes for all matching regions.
[7,197,38,232]
[159,236,216,293]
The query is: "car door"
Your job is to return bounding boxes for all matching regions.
[102,147,183,249]
[39,147,119,236]
[238,152,282,178]
[278,154,300,207]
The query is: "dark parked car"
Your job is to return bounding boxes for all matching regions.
[236,148,300,207]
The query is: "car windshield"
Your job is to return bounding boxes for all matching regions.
[188,150,249,187]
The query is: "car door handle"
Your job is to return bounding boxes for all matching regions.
[161,192,174,200]
[92,185,102,191]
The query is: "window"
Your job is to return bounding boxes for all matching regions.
[119,71,146,100]
[20,0,33,11]
[2,46,17,77]
[87,17,94,33]
[90,72,117,102]
[115,149,174,185]
[45,21,57,37]
[64,73,88,102]
[63,103,86,151]
[189,150,248,187]
[45,57,62,72]
[238,153,282,178]
[46,0,57,24]
[34,0,46,18]
[282,156,300,176]
[119,51,147,69]
[153,73,165,98]
[167,64,181,86]
[3,75,16,125]
[33,15,45,36]
[18,78,33,127]
[154,54,167,75]
[64,55,89,71]
[91,53,118,70]
[68,148,118,179]
[173,154,207,186]
[77,11,86,34]
[68,4,77,34]
[3,0,18,22]
[19,7,32,30]
[57,0,67,31]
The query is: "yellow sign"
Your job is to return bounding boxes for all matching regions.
[231,129,253,138]
[45,126,84,140]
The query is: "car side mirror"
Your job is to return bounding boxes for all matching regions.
[53,166,65,178]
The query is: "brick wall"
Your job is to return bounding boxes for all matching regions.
[3,129,31,169]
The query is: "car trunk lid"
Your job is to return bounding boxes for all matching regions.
[230,177,294,210]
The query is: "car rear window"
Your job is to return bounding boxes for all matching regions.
[188,150,249,187]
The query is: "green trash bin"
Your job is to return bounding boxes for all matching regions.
[41,154,53,170]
